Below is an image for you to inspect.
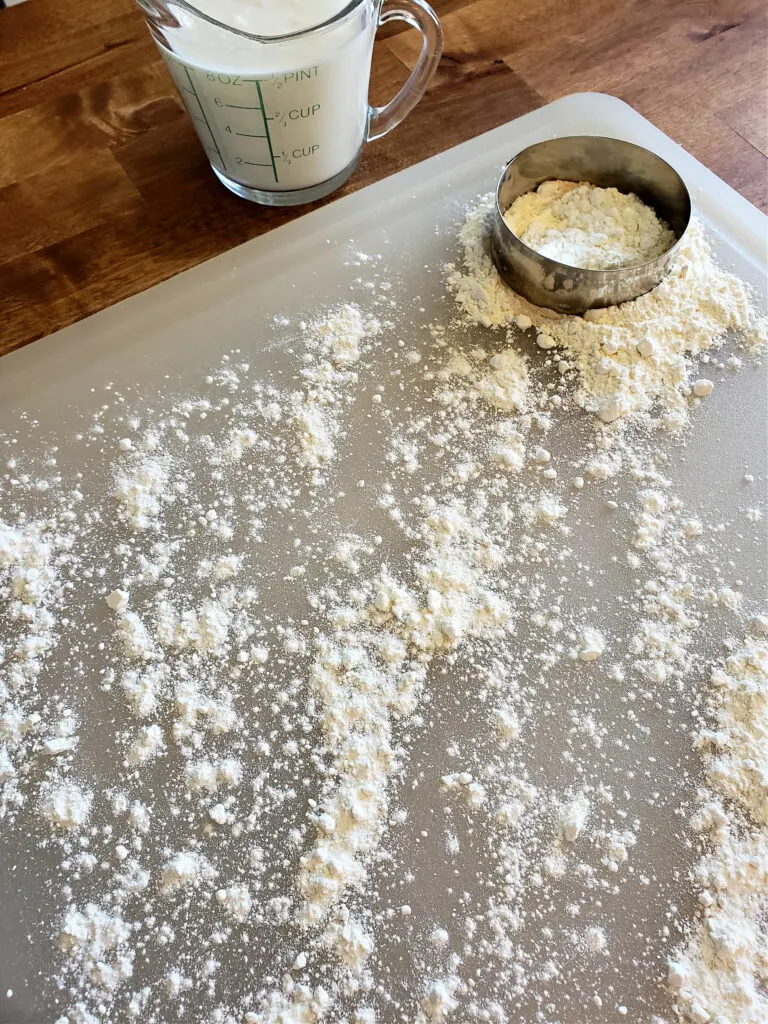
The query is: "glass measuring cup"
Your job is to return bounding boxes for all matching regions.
[136,0,443,205]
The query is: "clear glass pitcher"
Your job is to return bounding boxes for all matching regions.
[136,0,443,205]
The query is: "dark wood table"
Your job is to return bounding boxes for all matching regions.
[1,0,765,356]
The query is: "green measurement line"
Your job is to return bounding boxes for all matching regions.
[255,80,279,183]
[183,66,225,171]
[242,161,274,167]
[235,132,268,139]
[225,104,259,110]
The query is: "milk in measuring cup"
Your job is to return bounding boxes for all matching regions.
[159,0,377,192]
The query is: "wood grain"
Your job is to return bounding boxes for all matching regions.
[1,0,765,356]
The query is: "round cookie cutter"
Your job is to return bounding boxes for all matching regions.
[490,136,692,315]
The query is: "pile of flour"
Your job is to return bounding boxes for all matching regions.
[450,197,767,427]
[504,180,677,270]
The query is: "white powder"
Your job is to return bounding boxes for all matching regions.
[317,303,374,366]
[692,377,714,398]
[60,905,129,956]
[418,976,461,1022]
[289,304,380,481]
[214,554,241,580]
[0,521,55,582]
[105,589,129,612]
[291,399,337,471]
[215,884,252,923]
[298,499,510,927]
[0,747,15,781]
[441,771,487,807]
[522,493,567,527]
[707,585,744,613]
[670,636,768,1023]
[171,677,238,742]
[698,639,768,823]
[114,456,171,530]
[476,350,530,412]
[449,199,767,427]
[117,611,155,660]
[225,427,258,462]
[557,791,590,842]
[248,986,332,1024]
[489,427,526,473]
[121,664,169,718]
[597,828,637,873]
[126,724,165,765]
[323,909,374,971]
[154,597,231,655]
[669,822,768,1024]
[39,782,92,829]
[494,705,520,744]
[584,926,608,955]
[297,637,391,926]
[633,488,669,550]
[0,520,68,816]
[437,345,529,413]
[578,627,605,662]
[163,969,191,997]
[129,799,151,834]
[504,180,677,270]
[184,756,242,794]
[160,851,215,894]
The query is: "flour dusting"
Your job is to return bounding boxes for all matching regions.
[0,194,765,1024]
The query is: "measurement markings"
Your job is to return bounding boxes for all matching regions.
[255,80,279,183]
[183,66,226,171]
[234,132,268,139]
[224,104,260,110]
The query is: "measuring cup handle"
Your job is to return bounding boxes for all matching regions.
[367,0,443,143]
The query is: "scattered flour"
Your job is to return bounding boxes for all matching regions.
[669,636,768,1024]
[160,851,216,895]
[297,498,513,930]
[290,304,380,481]
[0,198,765,1024]
[577,627,605,661]
[419,975,461,1022]
[216,883,252,923]
[39,782,92,829]
[557,791,590,843]
[114,456,171,530]
[584,925,608,955]
[58,904,133,994]
[126,723,165,765]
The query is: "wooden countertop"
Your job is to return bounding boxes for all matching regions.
[1,0,765,357]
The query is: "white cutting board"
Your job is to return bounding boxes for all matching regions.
[0,94,766,1024]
